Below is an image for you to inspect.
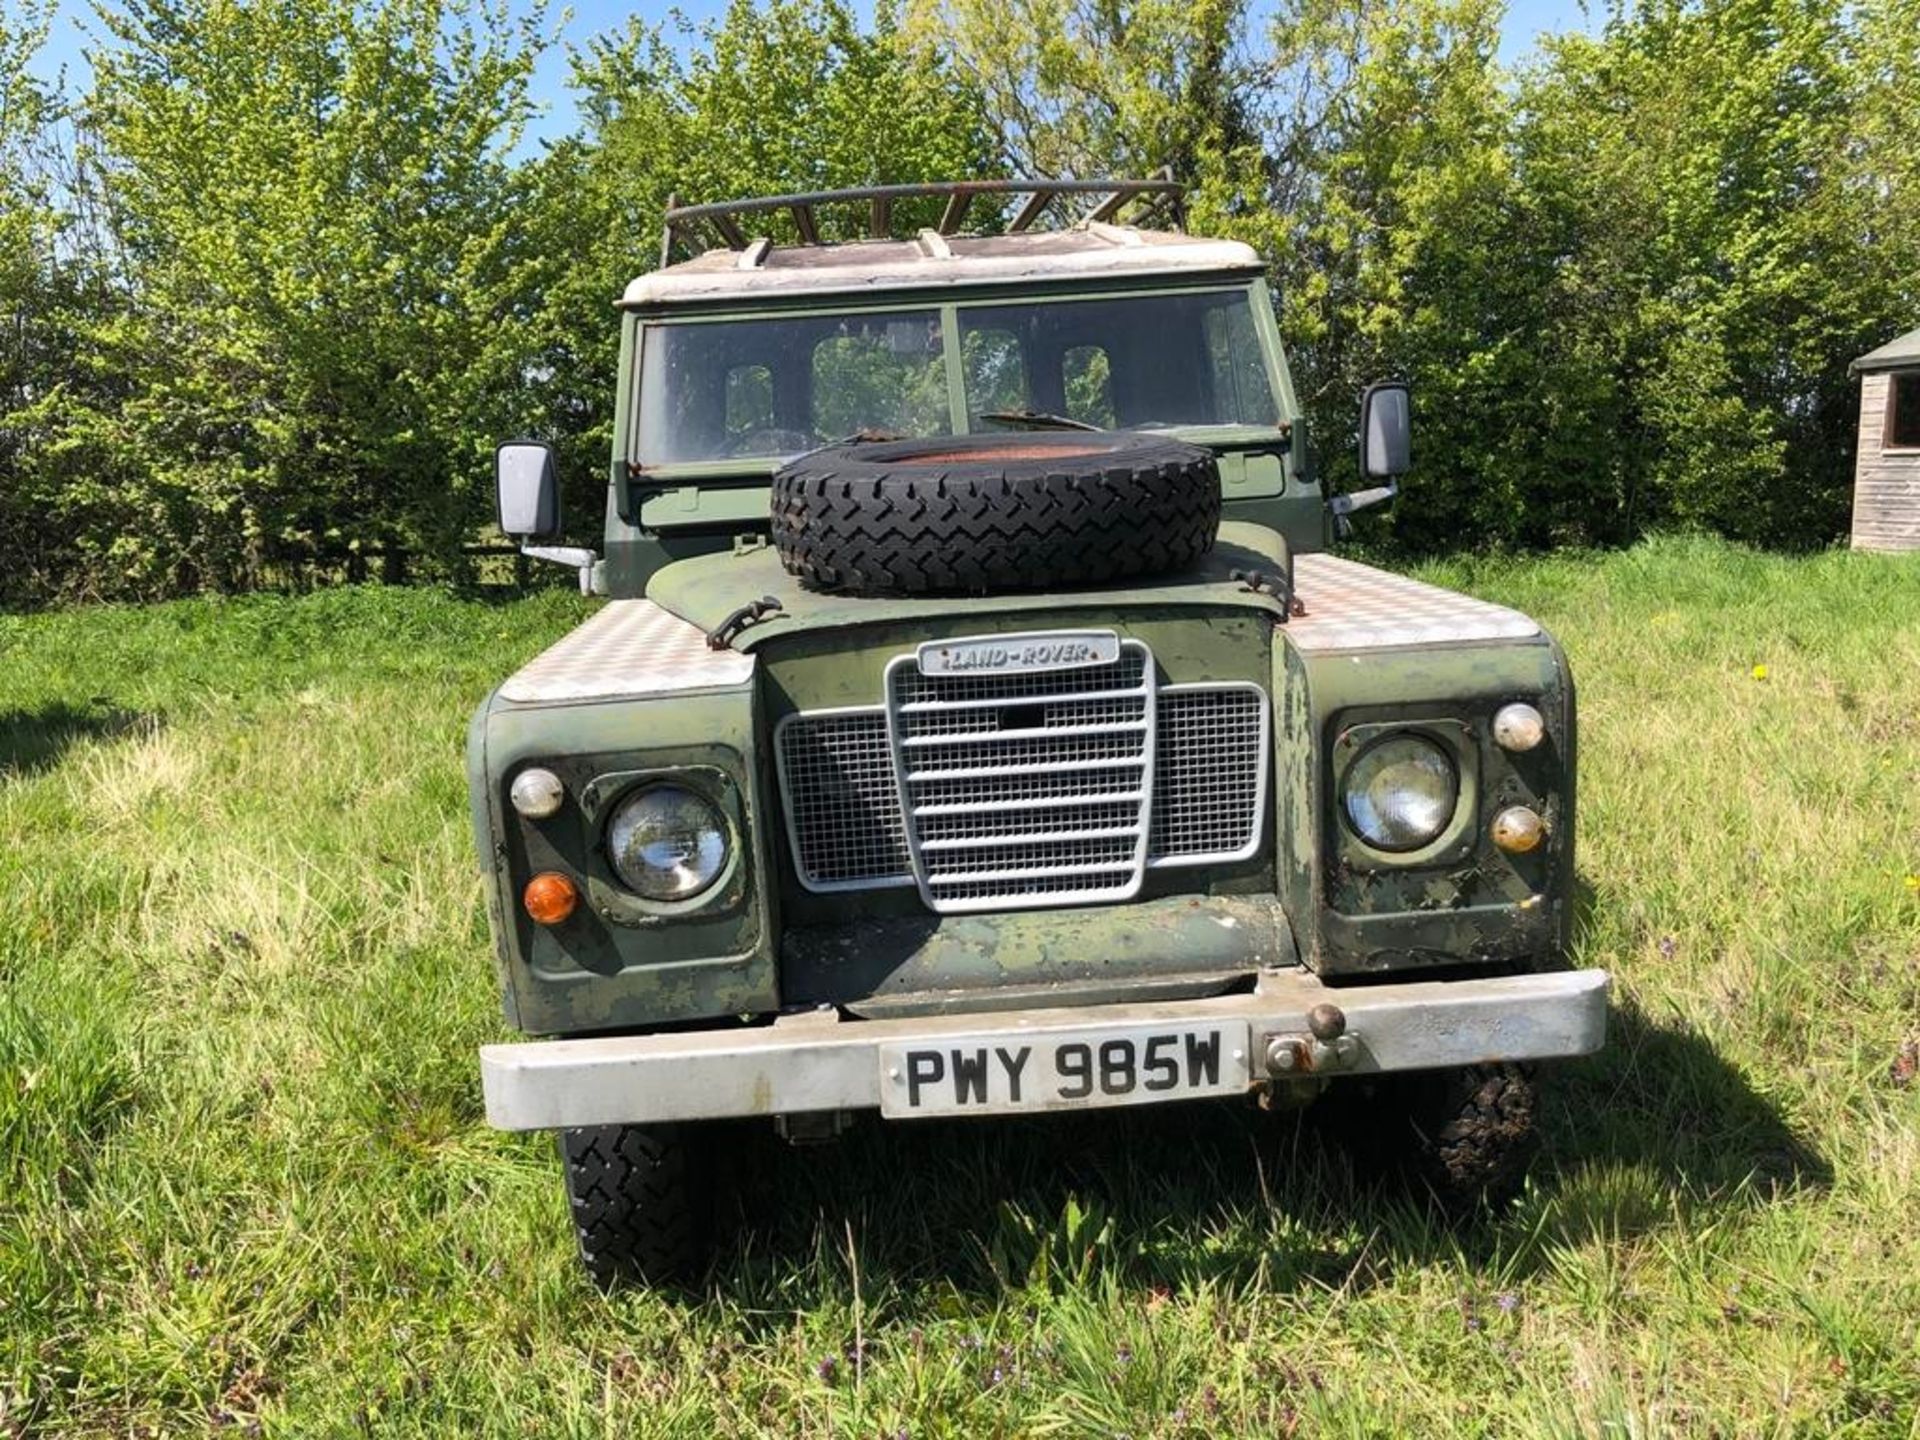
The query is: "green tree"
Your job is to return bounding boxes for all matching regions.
[0,0,88,603]
[1517,0,1911,547]
[901,0,1280,300]
[1261,0,1594,548]
[1850,0,1920,291]
[56,0,549,595]
[911,0,1622,547]
[904,0,1259,181]
[1,0,53,450]
[915,0,1920,552]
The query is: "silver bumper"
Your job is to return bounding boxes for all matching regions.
[479,967,1609,1130]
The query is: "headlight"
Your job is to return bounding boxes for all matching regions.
[1342,734,1458,851]
[605,785,730,901]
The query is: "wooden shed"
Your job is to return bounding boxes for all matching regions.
[1850,327,1920,552]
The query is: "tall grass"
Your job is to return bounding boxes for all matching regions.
[1,537,1916,1436]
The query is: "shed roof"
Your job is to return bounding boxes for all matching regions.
[1852,327,1920,375]
[621,224,1263,308]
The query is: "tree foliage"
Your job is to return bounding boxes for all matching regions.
[2,1,54,579]
[1262,0,1568,546]
[35,0,553,595]
[1506,0,1920,547]
[1,16,43,421]
[925,0,1920,553]
[1,0,1916,604]
[2,1,123,600]
[904,0,1260,182]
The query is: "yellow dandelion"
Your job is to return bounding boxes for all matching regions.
[1906,875,1920,893]
[1750,664,1768,681]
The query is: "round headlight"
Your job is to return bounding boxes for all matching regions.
[1342,734,1459,851]
[605,785,730,901]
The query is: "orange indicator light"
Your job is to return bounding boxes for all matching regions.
[523,872,579,925]
[1491,806,1545,854]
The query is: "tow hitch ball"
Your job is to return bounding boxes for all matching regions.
[1263,1003,1358,1077]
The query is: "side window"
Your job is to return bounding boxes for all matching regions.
[1062,345,1115,428]
[1888,373,1920,449]
[725,364,773,439]
[962,327,1028,417]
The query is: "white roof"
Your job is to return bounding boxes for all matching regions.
[621,223,1264,307]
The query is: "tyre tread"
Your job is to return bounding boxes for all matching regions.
[770,434,1221,595]
[560,1124,708,1290]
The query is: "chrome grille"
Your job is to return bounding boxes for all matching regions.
[1149,684,1270,865]
[773,709,912,890]
[913,766,1147,809]
[776,648,1271,907]
[887,642,1155,914]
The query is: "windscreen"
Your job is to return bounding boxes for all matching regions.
[632,289,1278,466]
[959,291,1276,430]
[635,310,951,465]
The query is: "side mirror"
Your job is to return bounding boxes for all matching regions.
[496,440,559,539]
[1360,381,1411,479]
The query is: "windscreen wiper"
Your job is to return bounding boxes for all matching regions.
[976,410,1100,432]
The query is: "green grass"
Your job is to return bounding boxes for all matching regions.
[2,535,1917,1437]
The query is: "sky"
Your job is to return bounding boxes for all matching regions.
[27,0,1600,154]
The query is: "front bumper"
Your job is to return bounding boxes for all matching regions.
[479,967,1609,1130]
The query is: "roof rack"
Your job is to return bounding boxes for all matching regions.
[659,174,1185,266]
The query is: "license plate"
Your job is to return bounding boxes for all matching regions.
[878,1021,1250,1118]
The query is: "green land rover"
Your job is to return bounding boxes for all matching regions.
[468,179,1609,1288]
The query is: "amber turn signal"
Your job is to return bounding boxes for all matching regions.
[523,871,579,925]
[1492,702,1546,752]
[1490,806,1545,854]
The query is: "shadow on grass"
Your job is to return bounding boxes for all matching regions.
[0,700,157,777]
[705,997,1826,1305]
[1544,997,1830,1215]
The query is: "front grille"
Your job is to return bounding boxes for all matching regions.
[1150,684,1269,864]
[888,642,1155,913]
[773,709,912,890]
[777,640,1271,910]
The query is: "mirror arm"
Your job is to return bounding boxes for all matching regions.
[1327,480,1398,518]
[1328,480,1398,540]
[521,544,602,595]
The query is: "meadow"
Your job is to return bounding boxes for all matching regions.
[1,535,1916,1437]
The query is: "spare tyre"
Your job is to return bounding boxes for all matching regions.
[770,431,1221,595]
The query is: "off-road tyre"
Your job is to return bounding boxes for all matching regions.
[1316,1063,1540,1212]
[770,431,1221,594]
[560,1124,711,1290]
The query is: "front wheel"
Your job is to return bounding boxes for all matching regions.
[560,1124,712,1290]
[1315,1063,1540,1210]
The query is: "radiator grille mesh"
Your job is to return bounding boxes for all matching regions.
[773,709,911,890]
[777,645,1269,905]
[1150,685,1269,864]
